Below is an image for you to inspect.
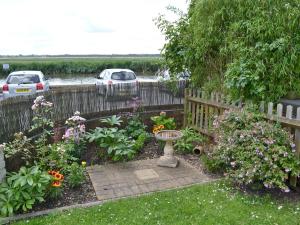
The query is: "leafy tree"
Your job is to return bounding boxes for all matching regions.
[157,0,300,102]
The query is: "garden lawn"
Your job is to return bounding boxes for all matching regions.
[12,181,300,225]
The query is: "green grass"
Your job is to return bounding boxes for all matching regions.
[11,181,300,225]
[0,56,163,78]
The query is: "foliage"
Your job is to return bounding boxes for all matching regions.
[0,56,162,78]
[157,0,300,102]
[155,6,190,76]
[3,132,33,165]
[38,142,78,171]
[151,111,176,130]
[174,127,206,154]
[101,115,123,127]
[66,163,86,188]
[0,166,51,216]
[125,115,147,139]
[209,108,300,192]
[133,133,148,152]
[13,181,300,225]
[85,127,136,161]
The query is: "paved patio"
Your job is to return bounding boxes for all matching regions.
[87,158,214,200]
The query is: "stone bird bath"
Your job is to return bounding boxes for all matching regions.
[155,130,183,168]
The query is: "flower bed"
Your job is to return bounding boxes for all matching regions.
[0,95,192,218]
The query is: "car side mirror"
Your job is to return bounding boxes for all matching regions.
[97,76,103,79]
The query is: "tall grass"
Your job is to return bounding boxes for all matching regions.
[0,56,163,78]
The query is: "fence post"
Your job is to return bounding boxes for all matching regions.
[183,88,189,127]
[259,101,265,113]
[290,107,300,188]
[267,102,273,116]
[0,145,6,182]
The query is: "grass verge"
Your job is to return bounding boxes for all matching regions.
[12,181,300,225]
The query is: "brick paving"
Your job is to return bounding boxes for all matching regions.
[87,158,214,200]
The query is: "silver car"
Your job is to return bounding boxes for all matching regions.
[2,71,50,99]
[96,69,139,97]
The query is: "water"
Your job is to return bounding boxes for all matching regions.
[0,75,158,86]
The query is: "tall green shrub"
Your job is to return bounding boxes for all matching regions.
[158,0,300,101]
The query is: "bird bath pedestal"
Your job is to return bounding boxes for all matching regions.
[155,130,183,168]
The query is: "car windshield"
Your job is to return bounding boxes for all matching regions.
[7,74,40,84]
[111,71,136,80]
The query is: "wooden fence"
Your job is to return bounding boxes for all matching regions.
[184,88,300,187]
[0,81,187,142]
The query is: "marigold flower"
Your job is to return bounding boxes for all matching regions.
[52,181,61,187]
[54,173,64,181]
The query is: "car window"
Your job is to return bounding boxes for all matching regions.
[7,74,40,84]
[99,71,105,79]
[111,71,136,80]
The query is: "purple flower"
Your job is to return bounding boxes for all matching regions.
[291,143,296,149]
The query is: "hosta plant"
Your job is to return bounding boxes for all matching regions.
[0,166,51,216]
[125,115,147,139]
[209,108,300,192]
[85,127,136,161]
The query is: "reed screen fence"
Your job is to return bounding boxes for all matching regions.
[0,81,187,142]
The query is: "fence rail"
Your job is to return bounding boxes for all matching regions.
[184,88,300,187]
[0,81,187,142]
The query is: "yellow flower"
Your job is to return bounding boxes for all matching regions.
[81,161,87,167]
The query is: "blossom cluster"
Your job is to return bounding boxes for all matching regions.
[63,111,86,143]
[153,125,164,134]
[31,96,53,111]
[48,170,64,187]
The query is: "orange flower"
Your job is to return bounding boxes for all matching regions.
[54,173,64,181]
[52,181,61,187]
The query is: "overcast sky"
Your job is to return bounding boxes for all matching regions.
[0,0,188,55]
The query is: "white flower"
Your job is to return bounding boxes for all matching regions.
[278,206,283,210]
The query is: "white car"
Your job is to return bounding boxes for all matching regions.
[156,69,190,81]
[2,71,49,99]
[96,69,139,97]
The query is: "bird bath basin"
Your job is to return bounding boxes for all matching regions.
[155,130,183,168]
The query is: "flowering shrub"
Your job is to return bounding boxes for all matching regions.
[210,109,300,192]
[151,111,176,131]
[30,96,54,163]
[62,111,87,159]
[3,132,33,166]
[30,96,53,133]
[63,111,86,143]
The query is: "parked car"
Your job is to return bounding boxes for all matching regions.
[155,69,191,81]
[95,69,139,97]
[2,71,50,99]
